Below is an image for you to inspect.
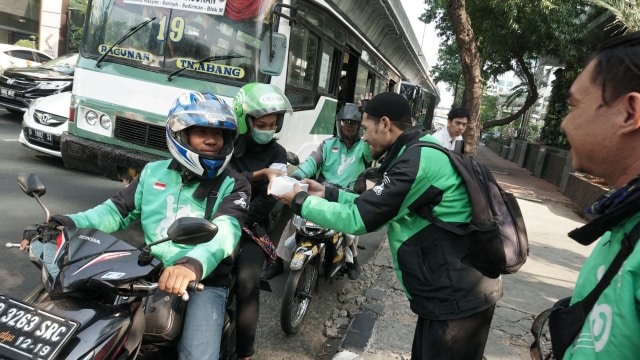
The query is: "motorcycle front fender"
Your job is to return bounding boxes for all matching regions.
[290,240,322,271]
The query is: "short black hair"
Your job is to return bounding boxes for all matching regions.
[447,108,469,121]
[364,92,412,124]
[591,31,640,105]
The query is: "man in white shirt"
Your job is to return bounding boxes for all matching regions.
[431,108,469,151]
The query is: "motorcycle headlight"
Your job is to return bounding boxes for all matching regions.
[292,215,335,237]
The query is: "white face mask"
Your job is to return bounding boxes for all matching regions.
[251,128,276,144]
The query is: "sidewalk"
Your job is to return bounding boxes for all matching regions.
[332,144,598,360]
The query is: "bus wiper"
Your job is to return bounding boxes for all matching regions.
[167,55,246,81]
[96,17,156,68]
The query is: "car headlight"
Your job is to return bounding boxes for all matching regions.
[38,81,72,90]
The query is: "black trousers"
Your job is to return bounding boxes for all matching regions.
[412,305,495,360]
[235,235,266,357]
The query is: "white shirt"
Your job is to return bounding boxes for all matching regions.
[431,128,463,150]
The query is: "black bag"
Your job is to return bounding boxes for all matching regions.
[143,290,187,343]
[408,141,529,277]
[530,221,640,359]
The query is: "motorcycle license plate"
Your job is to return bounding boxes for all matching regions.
[0,295,78,360]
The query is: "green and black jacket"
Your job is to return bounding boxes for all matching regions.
[291,128,503,320]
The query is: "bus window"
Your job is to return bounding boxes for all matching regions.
[354,65,370,97]
[376,76,387,95]
[82,1,265,84]
[286,26,319,106]
[317,42,337,93]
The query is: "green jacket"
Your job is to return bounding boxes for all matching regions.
[291,128,502,319]
[292,137,372,189]
[54,159,250,285]
[564,212,640,359]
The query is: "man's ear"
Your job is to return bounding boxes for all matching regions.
[380,116,391,132]
[620,92,640,134]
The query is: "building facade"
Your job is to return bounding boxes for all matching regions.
[0,0,70,58]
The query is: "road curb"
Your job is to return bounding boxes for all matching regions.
[332,234,395,359]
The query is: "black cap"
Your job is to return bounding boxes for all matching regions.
[363,92,411,123]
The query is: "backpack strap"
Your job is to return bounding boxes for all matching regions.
[575,219,640,311]
[204,172,227,220]
[406,141,493,234]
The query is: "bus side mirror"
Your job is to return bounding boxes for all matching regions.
[259,32,287,76]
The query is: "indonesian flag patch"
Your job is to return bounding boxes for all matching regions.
[154,182,167,190]
[332,147,339,152]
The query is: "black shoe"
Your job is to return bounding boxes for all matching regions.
[346,258,360,280]
[262,257,284,280]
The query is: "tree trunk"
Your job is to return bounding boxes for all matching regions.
[446,0,482,157]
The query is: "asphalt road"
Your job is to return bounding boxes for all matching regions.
[0,108,384,359]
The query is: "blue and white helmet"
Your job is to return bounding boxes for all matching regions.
[166,92,238,179]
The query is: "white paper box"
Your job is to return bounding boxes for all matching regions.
[269,176,309,196]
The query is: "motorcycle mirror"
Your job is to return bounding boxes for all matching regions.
[286,151,300,166]
[167,217,218,245]
[17,172,46,198]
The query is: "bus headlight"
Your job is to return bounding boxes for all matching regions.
[85,110,98,125]
[100,114,112,130]
[77,106,112,137]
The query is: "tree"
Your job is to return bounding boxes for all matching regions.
[538,1,638,148]
[68,0,88,53]
[479,94,498,126]
[422,0,591,154]
[588,0,640,32]
[445,0,483,157]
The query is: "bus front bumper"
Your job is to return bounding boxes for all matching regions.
[60,132,167,180]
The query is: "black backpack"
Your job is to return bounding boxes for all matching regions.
[407,141,529,278]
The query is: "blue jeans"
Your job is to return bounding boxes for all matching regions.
[178,286,228,360]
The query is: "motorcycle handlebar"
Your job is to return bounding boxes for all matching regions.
[187,281,205,292]
[6,241,204,300]
[181,281,204,302]
[130,280,203,301]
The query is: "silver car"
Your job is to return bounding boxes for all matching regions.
[18,92,70,157]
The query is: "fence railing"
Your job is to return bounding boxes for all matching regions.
[485,138,609,217]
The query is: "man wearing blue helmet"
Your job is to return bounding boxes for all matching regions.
[22,92,251,360]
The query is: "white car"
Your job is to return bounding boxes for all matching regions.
[19,92,70,157]
[0,44,53,72]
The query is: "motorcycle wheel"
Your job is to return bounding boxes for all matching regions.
[280,256,320,335]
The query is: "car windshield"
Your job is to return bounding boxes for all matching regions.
[82,0,270,84]
[42,53,78,74]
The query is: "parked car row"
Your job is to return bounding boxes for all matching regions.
[0,49,77,158]
[0,44,53,72]
[0,52,77,114]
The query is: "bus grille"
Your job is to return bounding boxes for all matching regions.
[114,116,167,152]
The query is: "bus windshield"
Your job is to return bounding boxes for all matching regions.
[83,0,271,84]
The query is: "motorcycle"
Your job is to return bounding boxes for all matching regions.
[1,173,236,360]
[279,183,353,336]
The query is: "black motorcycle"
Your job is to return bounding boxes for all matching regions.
[1,173,236,360]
